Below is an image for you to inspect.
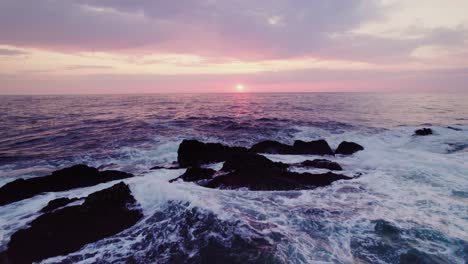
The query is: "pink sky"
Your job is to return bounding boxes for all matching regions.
[1,0,468,94]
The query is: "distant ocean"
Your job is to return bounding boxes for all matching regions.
[1,93,467,263]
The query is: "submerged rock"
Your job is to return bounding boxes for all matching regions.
[177,140,248,167]
[447,126,462,131]
[414,128,433,136]
[335,141,364,155]
[250,139,334,155]
[150,164,181,170]
[0,164,133,206]
[205,153,351,191]
[3,182,143,264]
[169,168,216,183]
[399,249,447,264]
[300,159,343,171]
[373,220,400,239]
[40,197,80,213]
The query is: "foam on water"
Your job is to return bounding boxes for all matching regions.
[1,125,467,263]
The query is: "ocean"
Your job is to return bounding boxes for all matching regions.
[0,93,467,263]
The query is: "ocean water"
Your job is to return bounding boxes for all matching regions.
[0,93,467,263]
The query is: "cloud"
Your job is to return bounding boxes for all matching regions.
[0,48,28,56]
[0,0,468,94]
[0,0,384,59]
[64,65,114,70]
[1,0,467,64]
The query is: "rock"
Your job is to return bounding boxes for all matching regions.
[169,168,216,183]
[373,220,400,239]
[292,140,334,155]
[177,140,249,167]
[40,197,80,213]
[3,182,143,264]
[414,128,433,136]
[0,164,134,206]
[335,141,364,155]
[250,139,334,155]
[399,249,447,264]
[150,165,181,170]
[300,159,343,171]
[447,126,462,131]
[206,153,351,191]
[250,140,294,154]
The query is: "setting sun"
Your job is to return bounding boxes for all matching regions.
[235,84,245,92]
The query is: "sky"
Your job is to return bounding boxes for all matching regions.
[0,0,468,94]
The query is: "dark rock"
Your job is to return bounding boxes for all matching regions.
[335,141,364,155]
[447,126,462,131]
[250,139,334,155]
[206,153,351,191]
[300,159,343,171]
[150,165,181,170]
[250,140,294,154]
[399,249,447,264]
[292,140,334,155]
[0,164,133,206]
[177,140,249,167]
[40,197,80,213]
[373,220,400,239]
[169,168,216,183]
[3,182,143,264]
[414,128,433,136]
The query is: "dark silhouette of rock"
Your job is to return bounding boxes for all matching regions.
[250,140,294,154]
[292,140,334,155]
[40,197,80,213]
[177,140,249,167]
[300,159,343,171]
[150,166,181,170]
[447,126,462,131]
[206,153,351,191]
[373,220,400,239]
[335,141,364,155]
[3,182,143,264]
[399,249,447,264]
[250,140,334,155]
[414,128,433,136]
[169,168,216,183]
[0,164,133,206]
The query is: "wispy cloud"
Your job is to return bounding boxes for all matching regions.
[0,48,28,56]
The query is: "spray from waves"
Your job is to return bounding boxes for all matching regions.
[0,125,467,263]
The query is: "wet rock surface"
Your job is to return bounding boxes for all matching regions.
[414,128,433,136]
[40,197,81,213]
[0,164,134,206]
[335,141,364,155]
[2,182,143,264]
[250,139,334,155]
[299,159,343,171]
[250,140,293,154]
[205,153,351,191]
[169,168,217,183]
[177,140,249,167]
[292,140,334,155]
[173,140,357,190]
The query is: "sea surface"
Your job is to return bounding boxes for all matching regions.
[0,93,467,263]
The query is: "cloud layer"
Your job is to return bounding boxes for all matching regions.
[0,0,467,93]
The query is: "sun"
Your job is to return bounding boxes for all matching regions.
[235,84,245,92]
